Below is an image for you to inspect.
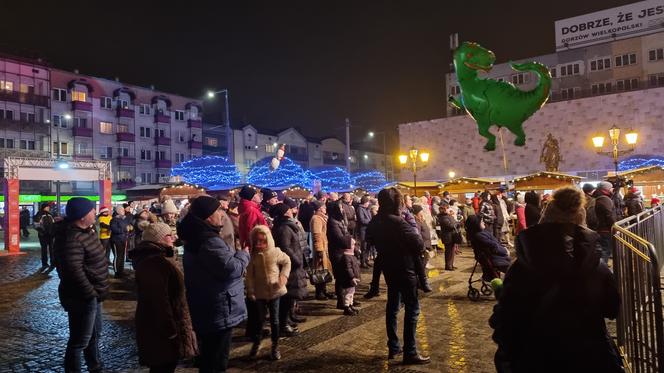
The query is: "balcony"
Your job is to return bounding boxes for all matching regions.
[0,117,50,135]
[116,180,137,190]
[116,107,135,118]
[72,100,93,112]
[187,119,202,128]
[117,156,136,166]
[0,90,49,106]
[72,126,93,137]
[155,136,171,146]
[73,153,93,160]
[188,140,202,149]
[155,159,172,169]
[154,113,171,124]
[116,132,135,142]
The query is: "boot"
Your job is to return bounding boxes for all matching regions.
[289,310,307,323]
[315,290,327,300]
[270,343,281,361]
[343,306,358,316]
[403,353,431,365]
[248,341,260,359]
[280,324,300,337]
[364,287,380,299]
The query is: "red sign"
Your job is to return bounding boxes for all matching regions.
[3,178,20,253]
[99,179,112,209]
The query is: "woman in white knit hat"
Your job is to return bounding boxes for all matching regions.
[130,222,198,373]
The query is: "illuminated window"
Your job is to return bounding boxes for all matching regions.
[71,90,87,102]
[19,84,34,94]
[205,137,218,146]
[100,121,113,134]
[117,124,129,133]
[0,80,13,91]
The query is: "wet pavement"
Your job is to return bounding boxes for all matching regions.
[1,231,499,372]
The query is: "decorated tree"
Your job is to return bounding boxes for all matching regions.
[247,156,308,189]
[352,170,388,193]
[171,156,242,190]
[307,166,352,192]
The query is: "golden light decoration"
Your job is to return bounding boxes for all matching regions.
[419,151,430,163]
[625,129,638,145]
[398,155,408,165]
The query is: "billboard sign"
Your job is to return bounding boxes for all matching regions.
[555,0,664,51]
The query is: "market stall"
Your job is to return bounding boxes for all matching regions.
[610,166,664,203]
[393,181,441,197]
[511,171,583,192]
[439,177,503,201]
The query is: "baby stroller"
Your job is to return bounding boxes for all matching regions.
[467,245,503,301]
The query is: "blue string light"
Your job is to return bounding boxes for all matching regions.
[307,166,353,192]
[247,156,309,189]
[618,156,664,171]
[351,170,389,193]
[171,156,242,190]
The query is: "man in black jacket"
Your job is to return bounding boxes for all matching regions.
[594,181,617,264]
[356,195,372,268]
[366,188,430,365]
[34,202,56,270]
[110,206,129,278]
[53,197,109,373]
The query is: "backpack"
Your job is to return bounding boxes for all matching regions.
[585,197,599,230]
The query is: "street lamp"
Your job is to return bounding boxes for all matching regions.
[449,171,456,179]
[592,125,638,175]
[206,89,232,160]
[399,146,429,196]
[367,130,388,179]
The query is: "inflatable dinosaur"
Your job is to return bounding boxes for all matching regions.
[449,42,551,151]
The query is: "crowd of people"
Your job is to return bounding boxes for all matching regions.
[45,178,652,372]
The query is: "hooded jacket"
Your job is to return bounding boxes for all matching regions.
[490,223,622,373]
[594,190,617,233]
[271,216,308,300]
[245,225,292,301]
[238,199,267,249]
[178,212,250,334]
[465,215,511,271]
[623,191,644,217]
[130,241,198,365]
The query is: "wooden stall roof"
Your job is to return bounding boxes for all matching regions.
[393,181,442,195]
[439,177,503,193]
[160,183,206,198]
[281,185,312,199]
[613,166,664,185]
[511,171,583,191]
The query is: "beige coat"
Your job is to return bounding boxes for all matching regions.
[310,212,332,271]
[245,226,291,301]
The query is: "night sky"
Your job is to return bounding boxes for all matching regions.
[1,0,635,149]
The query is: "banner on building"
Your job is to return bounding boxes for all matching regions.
[555,0,664,51]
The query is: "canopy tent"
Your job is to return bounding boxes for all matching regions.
[511,171,583,191]
[439,177,503,194]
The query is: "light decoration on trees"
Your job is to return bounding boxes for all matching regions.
[618,156,664,171]
[307,166,353,192]
[351,170,389,193]
[247,156,308,189]
[170,156,242,190]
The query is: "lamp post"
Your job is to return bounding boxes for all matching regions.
[592,125,638,176]
[398,146,429,196]
[206,89,232,160]
[368,130,389,180]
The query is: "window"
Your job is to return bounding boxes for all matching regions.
[265,143,276,153]
[5,138,14,148]
[71,90,86,102]
[140,172,152,184]
[20,140,35,150]
[177,131,185,143]
[156,129,166,138]
[0,138,4,148]
[616,78,639,91]
[155,150,166,160]
[53,142,69,155]
[589,57,612,71]
[100,146,112,159]
[100,121,113,134]
[649,48,664,62]
[139,127,152,138]
[174,110,185,121]
[52,114,68,128]
[52,88,66,101]
[615,53,637,67]
[117,147,130,157]
[138,104,151,115]
[19,84,34,94]
[0,80,13,91]
[118,99,129,109]
[558,63,581,77]
[560,88,577,100]
[20,112,35,123]
[117,124,129,133]
[591,82,612,95]
[649,73,664,87]
[205,137,219,147]
[100,96,112,109]
[449,85,461,95]
[140,149,152,161]
[511,73,530,85]
[175,152,186,163]
[73,117,87,128]
[550,68,556,78]
[76,142,88,155]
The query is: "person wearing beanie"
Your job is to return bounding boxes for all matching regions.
[33,201,56,270]
[593,181,617,263]
[309,199,334,300]
[624,186,644,217]
[271,203,308,337]
[490,186,621,372]
[52,197,109,372]
[260,188,279,228]
[239,185,258,201]
[159,198,181,248]
[130,222,198,372]
[177,194,250,373]
[110,205,129,278]
[651,194,661,208]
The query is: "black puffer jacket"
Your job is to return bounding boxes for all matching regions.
[623,192,644,217]
[366,213,424,288]
[490,223,622,373]
[327,202,352,261]
[272,217,308,300]
[53,221,110,303]
[110,215,128,242]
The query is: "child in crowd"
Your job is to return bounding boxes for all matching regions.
[245,225,291,360]
[339,246,361,316]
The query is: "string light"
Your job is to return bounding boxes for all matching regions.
[619,156,664,171]
[307,166,353,192]
[351,170,389,193]
[171,156,242,190]
[247,156,308,189]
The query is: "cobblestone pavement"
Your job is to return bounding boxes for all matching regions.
[1,233,499,372]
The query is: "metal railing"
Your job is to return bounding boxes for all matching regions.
[613,206,664,373]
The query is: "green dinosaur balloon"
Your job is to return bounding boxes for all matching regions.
[449,42,552,151]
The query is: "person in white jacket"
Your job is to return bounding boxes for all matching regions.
[245,225,291,361]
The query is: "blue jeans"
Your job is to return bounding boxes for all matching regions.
[62,298,103,373]
[385,284,420,356]
[199,328,233,373]
[598,232,612,264]
[254,298,280,343]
